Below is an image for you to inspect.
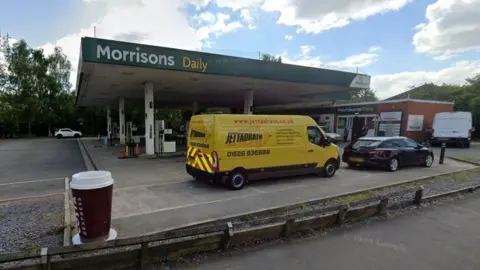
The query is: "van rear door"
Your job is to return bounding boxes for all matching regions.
[187,115,215,172]
[434,116,470,138]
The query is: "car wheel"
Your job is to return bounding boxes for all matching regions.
[423,154,434,167]
[386,157,399,172]
[74,134,80,138]
[322,159,337,177]
[56,134,63,139]
[227,170,246,190]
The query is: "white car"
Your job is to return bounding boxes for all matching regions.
[325,132,342,143]
[55,128,82,138]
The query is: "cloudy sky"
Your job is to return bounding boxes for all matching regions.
[1,0,479,99]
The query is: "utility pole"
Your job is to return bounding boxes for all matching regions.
[94,26,97,37]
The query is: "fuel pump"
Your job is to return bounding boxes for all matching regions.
[154,120,176,153]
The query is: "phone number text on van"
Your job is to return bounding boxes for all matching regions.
[227,149,271,157]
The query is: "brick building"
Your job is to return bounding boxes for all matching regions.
[260,98,454,142]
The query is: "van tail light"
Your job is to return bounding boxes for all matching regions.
[211,151,219,171]
[469,129,472,137]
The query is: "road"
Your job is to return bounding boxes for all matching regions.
[184,193,480,270]
[77,139,477,238]
[0,138,86,200]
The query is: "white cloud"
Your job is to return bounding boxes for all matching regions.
[240,9,256,29]
[215,0,264,10]
[300,45,314,56]
[325,51,380,69]
[194,12,216,23]
[413,0,480,59]
[283,45,381,71]
[196,13,243,41]
[281,49,323,67]
[187,0,413,34]
[368,46,382,53]
[261,0,413,34]
[203,40,216,48]
[0,36,17,64]
[372,61,480,99]
[185,0,212,9]
[283,56,322,68]
[40,0,240,88]
[285,34,293,40]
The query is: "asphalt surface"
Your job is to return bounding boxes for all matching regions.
[185,193,480,270]
[78,139,477,238]
[0,138,86,200]
[431,142,480,163]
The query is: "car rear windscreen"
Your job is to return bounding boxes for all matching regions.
[352,140,382,149]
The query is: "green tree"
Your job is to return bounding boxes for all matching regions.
[261,53,282,63]
[342,88,379,104]
[0,35,74,137]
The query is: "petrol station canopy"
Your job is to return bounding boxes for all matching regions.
[75,37,371,109]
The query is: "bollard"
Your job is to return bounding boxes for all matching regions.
[439,142,446,164]
[414,186,424,205]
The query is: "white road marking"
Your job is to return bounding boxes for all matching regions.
[113,184,308,219]
[248,187,265,194]
[114,179,192,191]
[0,177,65,186]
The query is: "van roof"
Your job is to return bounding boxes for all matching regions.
[192,114,314,119]
[436,112,471,117]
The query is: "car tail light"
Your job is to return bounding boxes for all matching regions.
[344,148,352,152]
[369,150,385,155]
[212,151,219,171]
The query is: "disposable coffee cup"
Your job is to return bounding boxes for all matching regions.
[71,171,116,243]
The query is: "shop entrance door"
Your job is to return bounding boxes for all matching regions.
[337,117,354,141]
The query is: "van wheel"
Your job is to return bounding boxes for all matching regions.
[465,142,470,148]
[322,159,337,177]
[227,170,246,190]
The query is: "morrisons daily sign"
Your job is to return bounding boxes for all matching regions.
[96,44,208,72]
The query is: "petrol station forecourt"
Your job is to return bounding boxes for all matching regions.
[75,37,371,155]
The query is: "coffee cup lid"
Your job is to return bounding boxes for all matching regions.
[71,171,114,190]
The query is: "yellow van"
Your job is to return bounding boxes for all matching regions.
[186,114,340,190]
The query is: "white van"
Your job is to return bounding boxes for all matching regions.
[431,112,474,148]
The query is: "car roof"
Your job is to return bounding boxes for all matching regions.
[358,136,406,141]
